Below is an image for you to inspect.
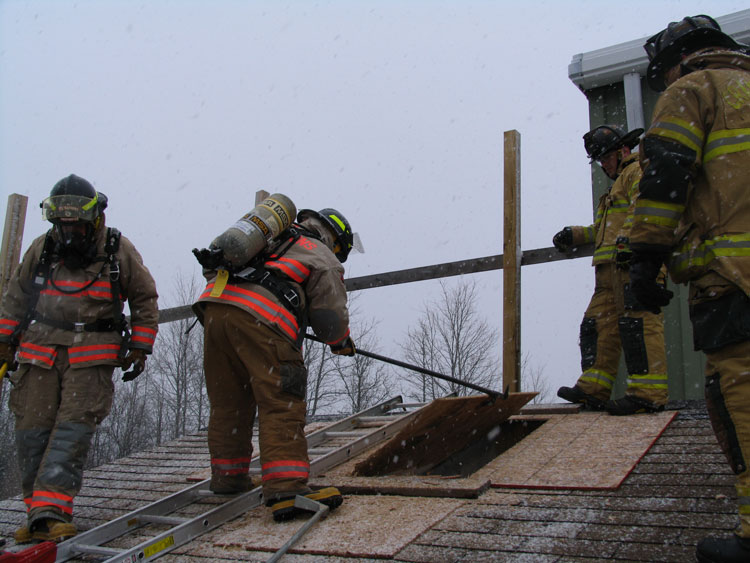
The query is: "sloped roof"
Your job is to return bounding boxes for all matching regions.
[0,402,736,562]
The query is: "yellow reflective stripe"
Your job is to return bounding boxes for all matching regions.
[593,246,616,261]
[627,374,669,389]
[671,233,750,274]
[582,226,595,243]
[737,484,750,497]
[329,214,346,232]
[608,199,629,213]
[82,193,98,211]
[649,118,704,157]
[581,369,616,390]
[705,128,750,162]
[210,269,229,298]
[634,199,684,228]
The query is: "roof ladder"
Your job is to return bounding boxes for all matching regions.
[54,395,427,563]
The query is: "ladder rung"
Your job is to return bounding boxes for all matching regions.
[68,543,123,556]
[357,415,399,423]
[139,514,189,526]
[324,431,365,438]
[308,447,335,455]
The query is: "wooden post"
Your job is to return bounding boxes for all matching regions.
[503,130,521,393]
[1,194,28,299]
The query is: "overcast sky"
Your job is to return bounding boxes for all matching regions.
[1,0,747,400]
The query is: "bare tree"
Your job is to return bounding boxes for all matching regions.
[332,317,391,414]
[520,352,551,404]
[400,280,500,400]
[148,275,206,440]
[303,339,341,417]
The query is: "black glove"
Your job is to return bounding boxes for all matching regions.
[552,227,573,252]
[121,348,147,382]
[0,342,18,372]
[330,337,356,357]
[629,252,674,314]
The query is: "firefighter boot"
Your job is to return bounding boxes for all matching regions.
[604,395,664,416]
[12,525,32,544]
[696,534,750,563]
[269,487,343,522]
[30,519,77,543]
[209,474,254,495]
[557,385,605,410]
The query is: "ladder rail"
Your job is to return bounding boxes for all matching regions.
[54,395,420,563]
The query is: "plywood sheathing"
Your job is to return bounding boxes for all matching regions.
[354,392,537,476]
[487,410,677,490]
[209,494,464,558]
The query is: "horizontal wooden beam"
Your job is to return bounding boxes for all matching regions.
[157,243,594,324]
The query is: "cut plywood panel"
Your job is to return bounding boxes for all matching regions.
[354,393,536,476]
[488,410,677,490]
[209,494,464,558]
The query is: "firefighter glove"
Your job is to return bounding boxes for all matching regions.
[121,348,147,382]
[552,227,573,252]
[629,252,673,314]
[330,337,356,357]
[0,342,18,372]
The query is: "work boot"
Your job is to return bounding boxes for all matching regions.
[696,533,750,562]
[209,474,254,495]
[13,524,32,544]
[269,487,343,522]
[604,395,664,416]
[30,518,77,543]
[557,385,605,410]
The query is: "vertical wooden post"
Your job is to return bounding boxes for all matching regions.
[503,130,521,393]
[1,194,28,299]
[255,189,270,206]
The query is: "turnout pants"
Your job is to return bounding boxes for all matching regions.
[203,303,311,502]
[575,263,668,405]
[8,348,114,525]
[690,274,750,538]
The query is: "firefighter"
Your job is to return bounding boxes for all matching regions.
[193,207,355,522]
[554,125,669,415]
[0,174,158,543]
[630,15,750,563]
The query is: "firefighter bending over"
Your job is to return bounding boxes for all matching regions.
[0,174,158,543]
[193,207,355,521]
[554,126,669,415]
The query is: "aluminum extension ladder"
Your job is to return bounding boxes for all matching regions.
[54,395,427,563]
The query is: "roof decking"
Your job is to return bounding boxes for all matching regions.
[0,403,736,562]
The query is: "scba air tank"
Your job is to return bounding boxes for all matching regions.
[211,193,296,267]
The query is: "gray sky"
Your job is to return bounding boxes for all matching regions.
[1,0,747,398]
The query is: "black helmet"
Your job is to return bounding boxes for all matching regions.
[41,174,107,225]
[644,15,744,91]
[297,208,354,263]
[583,125,643,163]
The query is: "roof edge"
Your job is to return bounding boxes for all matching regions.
[569,8,750,92]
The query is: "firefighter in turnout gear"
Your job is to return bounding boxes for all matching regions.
[0,174,158,543]
[555,125,670,416]
[193,206,354,522]
[631,15,750,563]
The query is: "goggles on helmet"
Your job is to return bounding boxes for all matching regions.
[41,193,100,224]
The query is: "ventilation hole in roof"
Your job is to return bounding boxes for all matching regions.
[353,416,546,478]
[425,418,545,477]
